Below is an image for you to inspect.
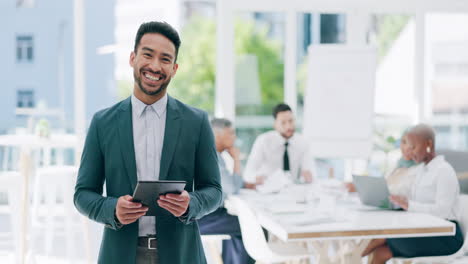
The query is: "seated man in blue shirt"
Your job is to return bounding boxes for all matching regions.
[198,118,255,264]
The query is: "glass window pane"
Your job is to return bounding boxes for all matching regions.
[16,35,34,63]
[17,46,22,61]
[234,12,285,157]
[427,13,468,151]
[27,46,33,60]
[320,14,346,44]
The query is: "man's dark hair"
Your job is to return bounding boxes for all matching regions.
[211,118,232,131]
[134,21,181,61]
[272,103,292,119]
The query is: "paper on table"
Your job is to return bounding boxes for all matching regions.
[267,203,306,214]
[256,170,292,194]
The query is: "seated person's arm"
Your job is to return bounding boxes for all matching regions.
[243,137,265,187]
[344,182,357,192]
[301,170,313,183]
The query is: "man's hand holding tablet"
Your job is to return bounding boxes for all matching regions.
[115,195,149,225]
[158,190,190,217]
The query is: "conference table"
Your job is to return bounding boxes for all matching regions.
[0,134,80,264]
[228,182,455,264]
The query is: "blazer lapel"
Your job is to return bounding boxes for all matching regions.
[159,96,181,180]
[118,97,138,191]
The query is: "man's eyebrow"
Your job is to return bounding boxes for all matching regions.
[161,52,174,59]
[141,47,154,53]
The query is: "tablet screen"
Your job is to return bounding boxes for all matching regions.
[132,180,187,216]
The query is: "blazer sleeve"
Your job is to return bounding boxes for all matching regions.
[181,112,223,224]
[73,114,120,230]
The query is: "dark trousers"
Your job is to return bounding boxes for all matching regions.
[387,220,464,258]
[136,247,159,264]
[198,208,255,264]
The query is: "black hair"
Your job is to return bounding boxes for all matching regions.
[211,118,232,130]
[272,103,292,119]
[134,21,181,61]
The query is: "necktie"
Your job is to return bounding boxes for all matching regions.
[283,142,290,171]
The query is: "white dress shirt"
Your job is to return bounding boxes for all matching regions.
[243,130,316,184]
[131,93,167,236]
[408,155,460,220]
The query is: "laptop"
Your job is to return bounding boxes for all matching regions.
[352,175,400,210]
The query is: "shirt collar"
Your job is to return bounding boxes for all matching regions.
[425,155,444,170]
[273,130,295,144]
[131,93,168,118]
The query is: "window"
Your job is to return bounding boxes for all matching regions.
[17,90,35,108]
[16,35,34,63]
[320,14,346,44]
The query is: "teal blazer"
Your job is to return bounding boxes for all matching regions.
[74,96,223,264]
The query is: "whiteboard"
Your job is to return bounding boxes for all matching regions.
[302,45,376,158]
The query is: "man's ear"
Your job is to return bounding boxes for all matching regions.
[428,139,434,150]
[273,119,279,131]
[129,51,135,67]
[171,63,179,77]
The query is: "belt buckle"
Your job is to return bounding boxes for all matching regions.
[147,237,157,249]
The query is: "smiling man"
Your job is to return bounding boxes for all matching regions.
[74,21,222,264]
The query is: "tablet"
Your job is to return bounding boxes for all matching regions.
[132,180,187,216]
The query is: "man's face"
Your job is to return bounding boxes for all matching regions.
[130,33,178,97]
[218,127,236,149]
[274,111,295,139]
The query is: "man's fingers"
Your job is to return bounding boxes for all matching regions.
[158,199,184,211]
[122,211,147,221]
[120,200,144,209]
[120,207,148,214]
[163,191,189,201]
[161,194,187,202]
[158,202,183,217]
[118,195,143,209]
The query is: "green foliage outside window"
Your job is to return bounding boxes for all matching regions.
[170,16,284,114]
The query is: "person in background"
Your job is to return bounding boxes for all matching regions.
[243,103,315,187]
[361,124,463,264]
[385,129,419,197]
[346,129,419,197]
[198,118,255,264]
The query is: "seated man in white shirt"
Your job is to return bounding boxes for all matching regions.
[243,103,315,188]
[198,118,255,264]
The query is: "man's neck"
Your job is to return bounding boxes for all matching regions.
[278,132,292,140]
[133,88,166,105]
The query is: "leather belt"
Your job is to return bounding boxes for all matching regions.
[138,236,157,249]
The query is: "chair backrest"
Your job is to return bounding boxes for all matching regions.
[32,166,79,216]
[0,171,22,212]
[0,171,23,250]
[229,196,277,262]
[458,194,468,249]
[1,146,20,171]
